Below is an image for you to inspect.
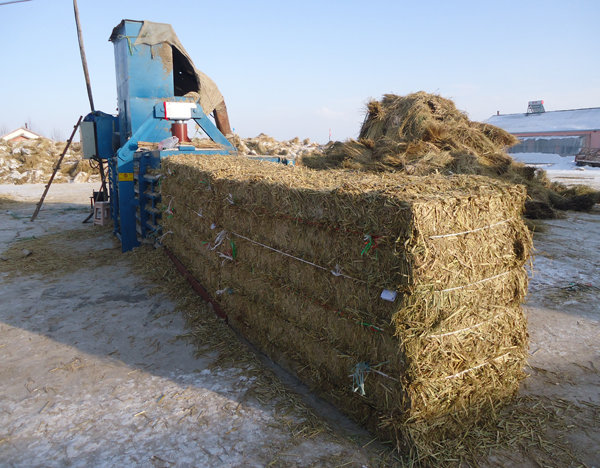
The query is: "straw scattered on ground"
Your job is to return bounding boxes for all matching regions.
[0,193,18,209]
[0,227,116,279]
[127,243,403,467]
[0,222,400,466]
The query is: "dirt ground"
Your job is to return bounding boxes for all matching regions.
[0,184,386,467]
[518,209,600,465]
[479,207,600,468]
[1,183,599,467]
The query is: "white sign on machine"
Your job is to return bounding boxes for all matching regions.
[163,102,197,120]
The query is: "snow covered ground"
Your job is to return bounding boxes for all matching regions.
[0,189,380,467]
[510,152,600,190]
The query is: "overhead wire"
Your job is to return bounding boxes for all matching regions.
[0,0,33,6]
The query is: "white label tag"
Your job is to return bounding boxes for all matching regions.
[380,289,397,302]
[164,101,196,120]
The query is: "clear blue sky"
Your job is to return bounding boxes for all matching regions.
[1,0,599,142]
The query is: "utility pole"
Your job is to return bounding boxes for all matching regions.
[73,0,95,112]
[72,0,109,210]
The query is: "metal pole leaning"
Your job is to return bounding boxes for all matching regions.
[31,116,83,222]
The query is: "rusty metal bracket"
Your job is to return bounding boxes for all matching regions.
[164,247,228,322]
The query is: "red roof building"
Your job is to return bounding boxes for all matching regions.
[1,127,44,143]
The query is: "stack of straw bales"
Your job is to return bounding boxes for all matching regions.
[159,154,531,455]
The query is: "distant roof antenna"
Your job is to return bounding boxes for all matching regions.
[527,100,545,114]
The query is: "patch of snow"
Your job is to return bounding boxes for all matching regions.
[9,170,27,180]
[510,152,600,189]
[518,135,582,141]
[511,152,600,173]
[510,152,577,170]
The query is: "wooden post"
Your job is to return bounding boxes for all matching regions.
[73,0,109,210]
[31,116,83,222]
[73,0,94,112]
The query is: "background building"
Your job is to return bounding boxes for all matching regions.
[1,126,43,143]
[486,102,600,157]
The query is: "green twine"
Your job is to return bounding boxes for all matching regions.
[360,235,373,256]
[230,240,237,259]
[358,321,383,333]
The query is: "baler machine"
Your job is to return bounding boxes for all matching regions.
[81,20,289,252]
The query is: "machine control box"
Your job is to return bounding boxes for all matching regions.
[80,121,97,159]
[81,113,119,159]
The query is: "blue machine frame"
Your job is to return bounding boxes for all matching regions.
[83,19,294,252]
[112,100,237,252]
[82,20,240,252]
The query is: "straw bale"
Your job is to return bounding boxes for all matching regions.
[300,92,599,217]
[158,153,531,456]
[174,235,526,425]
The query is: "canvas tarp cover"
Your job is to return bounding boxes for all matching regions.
[134,20,224,115]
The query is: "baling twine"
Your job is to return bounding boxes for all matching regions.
[154,193,520,390]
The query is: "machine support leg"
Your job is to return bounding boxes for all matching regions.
[98,158,108,196]
[213,100,232,136]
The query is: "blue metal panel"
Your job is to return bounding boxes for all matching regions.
[111,20,174,146]
[129,97,171,139]
[153,102,237,154]
[97,19,255,252]
[115,108,172,252]
[95,113,118,159]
